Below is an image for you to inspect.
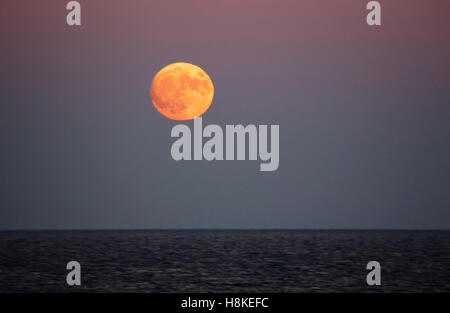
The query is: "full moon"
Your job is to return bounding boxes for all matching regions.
[150,62,214,120]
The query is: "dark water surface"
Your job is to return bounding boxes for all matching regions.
[0,230,449,292]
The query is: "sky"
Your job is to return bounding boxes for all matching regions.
[1,0,449,229]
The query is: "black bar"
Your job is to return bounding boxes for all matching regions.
[1,293,448,312]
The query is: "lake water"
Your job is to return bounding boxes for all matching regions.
[0,230,449,292]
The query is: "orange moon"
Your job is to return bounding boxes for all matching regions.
[150,62,214,120]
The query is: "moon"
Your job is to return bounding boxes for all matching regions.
[150,62,214,120]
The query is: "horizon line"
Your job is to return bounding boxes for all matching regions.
[1,228,450,232]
